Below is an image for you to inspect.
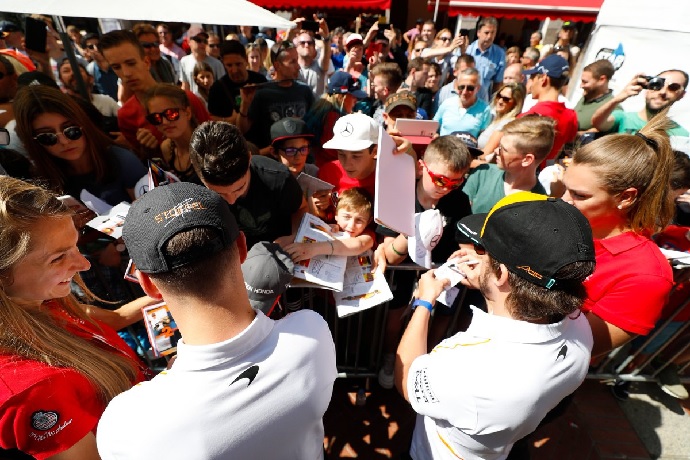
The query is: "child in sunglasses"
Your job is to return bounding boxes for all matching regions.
[143,83,202,185]
[373,135,473,388]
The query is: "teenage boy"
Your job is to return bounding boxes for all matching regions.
[284,187,375,262]
[269,117,318,178]
[98,182,336,459]
[318,113,379,198]
[374,135,473,388]
[189,121,308,249]
[463,116,554,214]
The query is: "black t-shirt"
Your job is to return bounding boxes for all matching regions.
[377,185,472,264]
[231,155,303,249]
[414,87,434,119]
[246,82,315,148]
[207,70,267,118]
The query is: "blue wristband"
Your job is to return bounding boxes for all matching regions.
[412,299,433,313]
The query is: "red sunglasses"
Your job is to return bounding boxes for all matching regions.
[422,160,464,189]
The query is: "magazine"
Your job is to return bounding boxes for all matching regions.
[290,213,347,291]
[141,302,180,357]
[335,250,393,318]
[85,202,130,239]
[296,172,334,197]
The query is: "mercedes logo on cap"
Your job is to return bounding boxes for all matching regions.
[341,122,354,137]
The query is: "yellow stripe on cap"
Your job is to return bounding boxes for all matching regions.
[481,192,548,237]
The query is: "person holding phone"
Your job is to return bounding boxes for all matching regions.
[0,176,155,459]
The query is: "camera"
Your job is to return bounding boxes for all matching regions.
[641,76,665,91]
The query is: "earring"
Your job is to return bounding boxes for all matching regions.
[617,204,623,210]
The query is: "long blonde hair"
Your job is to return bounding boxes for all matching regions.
[0,177,138,403]
[573,113,675,233]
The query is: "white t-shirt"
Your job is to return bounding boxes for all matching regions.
[407,306,592,460]
[180,54,226,95]
[97,310,337,460]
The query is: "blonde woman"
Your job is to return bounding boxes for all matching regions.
[0,177,154,458]
[479,82,526,154]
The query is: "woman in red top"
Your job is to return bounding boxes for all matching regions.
[0,177,154,459]
[562,115,675,357]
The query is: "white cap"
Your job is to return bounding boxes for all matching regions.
[409,209,444,269]
[323,113,378,151]
[345,33,364,48]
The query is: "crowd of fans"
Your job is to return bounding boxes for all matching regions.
[1,10,690,460]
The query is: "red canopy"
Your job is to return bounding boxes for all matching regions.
[251,0,390,10]
[427,0,603,22]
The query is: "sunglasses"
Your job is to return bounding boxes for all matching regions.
[497,94,513,103]
[439,36,452,42]
[422,160,463,189]
[33,126,83,146]
[140,41,158,49]
[146,108,181,125]
[473,242,486,255]
[298,40,315,46]
[414,48,425,52]
[208,43,220,48]
[458,85,476,92]
[280,146,309,157]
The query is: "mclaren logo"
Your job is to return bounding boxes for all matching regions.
[516,265,543,279]
[340,122,354,137]
[230,365,259,387]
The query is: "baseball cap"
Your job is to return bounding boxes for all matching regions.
[187,25,209,40]
[322,113,378,151]
[345,33,363,49]
[456,192,595,289]
[270,118,313,146]
[385,90,417,114]
[0,21,21,37]
[409,208,444,269]
[328,71,367,98]
[241,241,295,313]
[561,21,576,30]
[123,182,240,274]
[450,131,483,158]
[522,54,569,79]
[454,213,485,245]
[17,71,59,89]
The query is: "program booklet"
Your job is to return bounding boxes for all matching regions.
[290,213,347,291]
[334,250,393,318]
[85,202,130,240]
[142,302,180,357]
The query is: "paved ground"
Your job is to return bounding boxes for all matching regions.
[323,378,690,459]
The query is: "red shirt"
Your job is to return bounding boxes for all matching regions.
[118,90,210,159]
[519,101,578,163]
[318,159,376,198]
[0,301,146,458]
[582,232,673,335]
[653,225,690,321]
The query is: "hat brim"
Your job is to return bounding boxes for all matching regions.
[467,147,484,158]
[455,213,487,245]
[522,67,542,76]
[249,297,278,314]
[345,40,363,50]
[322,138,374,150]
[271,133,314,145]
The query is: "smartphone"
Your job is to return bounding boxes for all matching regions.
[377,23,390,40]
[0,128,9,146]
[302,20,319,34]
[24,17,47,54]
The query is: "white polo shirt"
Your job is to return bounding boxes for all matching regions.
[407,306,592,460]
[97,310,337,460]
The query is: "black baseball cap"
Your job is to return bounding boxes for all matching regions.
[241,241,295,313]
[270,118,313,146]
[450,131,484,158]
[123,182,240,274]
[328,71,367,98]
[456,192,594,289]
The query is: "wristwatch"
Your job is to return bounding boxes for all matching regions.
[411,298,433,313]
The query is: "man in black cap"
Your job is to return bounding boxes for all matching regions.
[396,191,595,460]
[0,21,25,55]
[98,181,336,459]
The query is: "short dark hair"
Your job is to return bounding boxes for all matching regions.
[477,17,498,31]
[220,39,247,59]
[270,42,294,64]
[584,59,615,80]
[190,121,250,186]
[408,57,425,72]
[671,151,690,190]
[455,54,475,70]
[99,29,145,59]
[149,227,237,296]
[489,256,594,323]
[81,32,99,48]
[424,136,472,172]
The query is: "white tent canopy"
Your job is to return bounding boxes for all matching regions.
[2,0,295,29]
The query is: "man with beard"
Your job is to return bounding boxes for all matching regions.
[396,192,595,460]
[592,69,688,136]
[574,59,618,133]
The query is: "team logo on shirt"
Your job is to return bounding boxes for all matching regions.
[556,344,568,361]
[231,365,259,387]
[31,411,59,431]
[413,368,438,404]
